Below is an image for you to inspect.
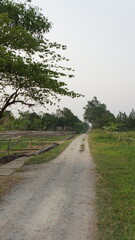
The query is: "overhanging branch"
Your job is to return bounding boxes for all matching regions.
[0,90,34,119]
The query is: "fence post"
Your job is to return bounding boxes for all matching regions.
[7,139,11,158]
[118,134,121,142]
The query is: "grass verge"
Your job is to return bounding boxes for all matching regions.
[89,130,135,240]
[25,138,75,165]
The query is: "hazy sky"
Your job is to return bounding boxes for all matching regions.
[32,0,135,120]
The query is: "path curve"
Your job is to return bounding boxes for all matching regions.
[0,134,97,240]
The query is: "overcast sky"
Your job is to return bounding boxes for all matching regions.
[31,0,135,120]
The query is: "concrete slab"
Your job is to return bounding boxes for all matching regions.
[0,144,59,176]
[1,157,27,169]
[0,168,15,176]
[0,157,27,176]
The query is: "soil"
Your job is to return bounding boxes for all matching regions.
[0,153,26,165]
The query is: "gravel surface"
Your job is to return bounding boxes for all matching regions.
[0,134,97,240]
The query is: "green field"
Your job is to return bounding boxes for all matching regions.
[89,130,135,240]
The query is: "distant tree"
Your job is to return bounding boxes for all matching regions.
[126,109,135,129]
[116,111,127,130]
[14,111,42,130]
[56,108,80,130]
[0,108,89,133]
[42,113,57,130]
[0,0,82,119]
[75,121,89,133]
[83,97,115,129]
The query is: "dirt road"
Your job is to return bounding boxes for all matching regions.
[0,134,97,240]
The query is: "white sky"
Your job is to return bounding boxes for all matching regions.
[31,0,135,120]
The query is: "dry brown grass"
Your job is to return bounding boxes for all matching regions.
[0,176,22,197]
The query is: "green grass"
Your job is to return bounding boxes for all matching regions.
[89,130,135,240]
[25,138,74,165]
[0,133,75,159]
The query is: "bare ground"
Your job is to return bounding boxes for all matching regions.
[0,134,97,240]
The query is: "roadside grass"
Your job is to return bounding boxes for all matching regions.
[25,138,75,165]
[89,130,135,240]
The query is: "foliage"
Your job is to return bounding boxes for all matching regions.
[116,111,128,130]
[75,121,89,133]
[42,113,57,130]
[0,108,89,133]
[84,97,135,131]
[89,130,135,240]
[126,109,135,130]
[116,110,135,131]
[0,0,82,118]
[83,97,115,129]
[14,111,42,130]
[103,123,121,132]
[56,108,81,129]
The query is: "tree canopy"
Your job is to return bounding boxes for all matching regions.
[84,97,135,131]
[1,108,89,133]
[83,97,115,129]
[0,0,82,118]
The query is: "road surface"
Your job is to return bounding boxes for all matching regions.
[0,134,97,240]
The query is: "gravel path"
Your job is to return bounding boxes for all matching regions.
[0,134,97,240]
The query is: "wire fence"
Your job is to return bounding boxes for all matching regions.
[0,136,52,157]
[117,133,135,153]
[0,132,75,163]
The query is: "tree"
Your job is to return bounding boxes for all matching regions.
[126,109,135,129]
[0,110,15,131]
[104,123,120,132]
[0,108,89,132]
[75,121,89,133]
[55,108,89,132]
[42,113,57,130]
[116,111,127,130]
[12,111,42,130]
[83,97,115,129]
[56,108,80,130]
[0,0,82,119]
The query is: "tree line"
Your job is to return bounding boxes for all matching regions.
[1,97,135,133]
[84,97,135,131]
[1,108,89,133]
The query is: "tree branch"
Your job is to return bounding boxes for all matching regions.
[0,90,34,119]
